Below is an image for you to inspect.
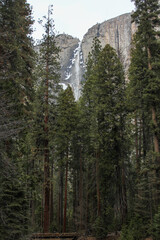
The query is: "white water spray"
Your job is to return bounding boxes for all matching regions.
[73,42,81,101]
[63,41,84,100]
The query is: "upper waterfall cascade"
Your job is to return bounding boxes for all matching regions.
[63,41,85,101]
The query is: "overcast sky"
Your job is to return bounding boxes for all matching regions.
[27,0,135,41]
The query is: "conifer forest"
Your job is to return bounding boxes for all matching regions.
[0,0,160,239]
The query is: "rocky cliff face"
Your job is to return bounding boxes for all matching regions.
[56,12,136,99]
[82,13,136,73]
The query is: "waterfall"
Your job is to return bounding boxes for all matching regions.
[73,42,81,101]
[62,41,84,101]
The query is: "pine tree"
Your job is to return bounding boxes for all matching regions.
[0,0,35,238]
[80,41,129,235]
[130,0,160,157]
[55,86,78,232]
[0,0,34,114]
[80,38,102,228]
[34,5,60,233]
[93,44,128,229]
[128,0,160,220]
[0,158,30,239]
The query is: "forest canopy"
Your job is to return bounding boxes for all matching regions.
[0,0,160,240]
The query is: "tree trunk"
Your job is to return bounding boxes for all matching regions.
[147,47,159,208]
[41,188,44,230]
[135,115,140,173]
[142,114,147,159]
[151,106,159,154]
[85,172,89,233]
[121,164,127,223]
[63,154,68,232]
[31,197,35,227]
[79,147,83,230]
[58,168,64,232]
[43,138,50,232]
[50,160,54,228]
[73,171,77,231]
[96,150,101,217]
[43,18,50,232]
[147,47,159,155]
[139,119,142,160]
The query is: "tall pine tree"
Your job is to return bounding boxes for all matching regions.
[128,0,160,220]
[0,0,35,239]
[34,5,60,233]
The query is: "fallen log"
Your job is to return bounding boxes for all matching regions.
[31,232,79,240]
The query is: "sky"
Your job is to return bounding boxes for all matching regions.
[27,0,135,41]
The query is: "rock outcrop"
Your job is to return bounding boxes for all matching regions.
[82,12,136,73]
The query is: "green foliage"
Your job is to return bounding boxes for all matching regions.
[55,86,79,232]
[55,86,78,159]
[0,0,35,114]
[80,38,129,234]
[37,6,61,98]
[120,216,148,240]
[151,206,160,240]
[92,216,108,239]
[0,0,160,237]
[0,159,29,240]
[127,0,160,229]
[130,0,160,111]
[27,6,61,233]
[0,0,35,238]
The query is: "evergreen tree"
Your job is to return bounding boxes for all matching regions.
[0,159,29,240]
[130,0,160,157]
[80,41,129,235]
[33,5,60,233]
[80,38,102,228]
[93,44,128,230]
[0,0,34,113]
[128,0,160,221]
[55,86,78,232]
[0,0,35,238]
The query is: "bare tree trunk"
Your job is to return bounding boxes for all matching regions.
[43,131,50,232]
[139,119,142,159]
[73,171,77,231]
[41,188,44,230]
[58,177,60,231]
[43,13,50,232]
[96,150,100,217]
[135,115,140,173]
[79,147,83,230]
[85,173,89,233]
[63,153,68,232]
[147,47,159,155]
[121,164,127,223]
[50,160,54,228]
[147,47,159,209]
[31,197,35,227]
[58,168,64,232]
[151,106,159,154]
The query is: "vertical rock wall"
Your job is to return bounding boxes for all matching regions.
[81,13,135,74]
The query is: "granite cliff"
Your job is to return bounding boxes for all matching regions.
[82,13,136,74]
[56,12,136,99]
